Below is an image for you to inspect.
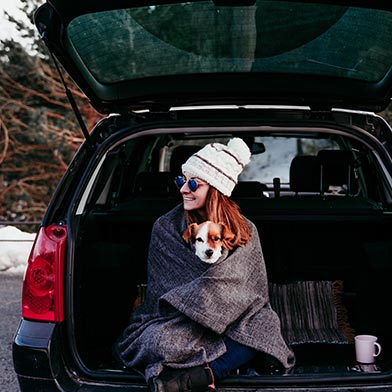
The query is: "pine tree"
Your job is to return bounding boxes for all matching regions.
[0,0,102,225]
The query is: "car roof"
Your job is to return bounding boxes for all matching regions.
[35,0,392,113]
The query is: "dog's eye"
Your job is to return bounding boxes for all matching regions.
[214,236,221,242]
[196,237,204,243]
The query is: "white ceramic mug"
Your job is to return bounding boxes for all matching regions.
[355,335,382,364]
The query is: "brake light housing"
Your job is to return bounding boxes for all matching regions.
[22,224,67,322]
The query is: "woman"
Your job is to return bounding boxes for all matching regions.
[114,138,295,392]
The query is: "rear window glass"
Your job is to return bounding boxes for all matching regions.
[241,136,338,184]
[67,1,392,84]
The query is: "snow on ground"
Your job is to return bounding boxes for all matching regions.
[0,0,31,41]
[0,226,36,274]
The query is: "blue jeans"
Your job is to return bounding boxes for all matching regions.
[209,338,257,380]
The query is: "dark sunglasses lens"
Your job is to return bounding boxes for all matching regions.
[175,176,186,189]
[188,179,199,192]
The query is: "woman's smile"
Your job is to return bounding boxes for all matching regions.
[181,172,209,211]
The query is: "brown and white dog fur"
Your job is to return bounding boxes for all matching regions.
[183,221,235,264]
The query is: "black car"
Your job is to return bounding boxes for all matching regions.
[12,1,392,391]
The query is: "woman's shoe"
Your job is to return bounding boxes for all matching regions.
[149,365,215,392]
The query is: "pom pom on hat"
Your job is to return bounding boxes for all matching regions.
[227,138,251,165]
[181,138,251,197]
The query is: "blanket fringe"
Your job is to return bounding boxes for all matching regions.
[332,280,356,343]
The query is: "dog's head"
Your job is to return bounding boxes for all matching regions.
[182,221,235,264]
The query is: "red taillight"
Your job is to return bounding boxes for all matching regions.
[22,224,67,322]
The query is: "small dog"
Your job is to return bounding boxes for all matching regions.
[183,221,235,264]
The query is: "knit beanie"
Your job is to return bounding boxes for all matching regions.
[181,138,251,197]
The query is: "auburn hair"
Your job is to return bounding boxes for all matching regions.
[185,187,251,249]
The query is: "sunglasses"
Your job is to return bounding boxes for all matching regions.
[174,176,206,192]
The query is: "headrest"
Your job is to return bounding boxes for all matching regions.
[317,150,356,192]
[170,145,201,175]
[134,172,177,196]
[290,155,321,193]
[231,181,268,198]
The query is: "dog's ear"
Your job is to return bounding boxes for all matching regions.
[182,223,198,243]
[219,223,235,248]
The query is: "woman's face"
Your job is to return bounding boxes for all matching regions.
[180,172,210,211]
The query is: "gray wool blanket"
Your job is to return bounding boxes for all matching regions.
[115,204,295,380]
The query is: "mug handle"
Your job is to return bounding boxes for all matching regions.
[374,342,382,357]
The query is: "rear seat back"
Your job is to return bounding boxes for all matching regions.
[289,150,358,196]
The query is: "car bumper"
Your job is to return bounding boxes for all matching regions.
[13,319,78,391]
[12,319,146,392]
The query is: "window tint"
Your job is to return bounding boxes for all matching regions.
[67,1,392,84]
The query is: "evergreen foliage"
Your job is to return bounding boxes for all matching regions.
[0,0,102,224]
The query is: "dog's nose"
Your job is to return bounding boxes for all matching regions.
[205,249,214,258]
